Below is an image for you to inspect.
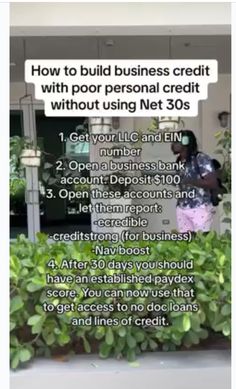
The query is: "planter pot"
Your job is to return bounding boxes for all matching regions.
[20,149,41,167]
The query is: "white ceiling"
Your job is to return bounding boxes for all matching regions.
[10,35,231,82]
[10,3,231,31]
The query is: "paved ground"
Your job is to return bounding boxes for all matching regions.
[11,350,231,389]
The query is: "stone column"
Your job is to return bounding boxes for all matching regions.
[22,102,41,242]
[89,117,112,233]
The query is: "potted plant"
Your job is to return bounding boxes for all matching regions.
[10,136,48,216]
[10,134,42,168]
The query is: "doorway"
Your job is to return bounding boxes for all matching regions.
[35,110,91,235]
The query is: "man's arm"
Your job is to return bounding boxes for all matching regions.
[182,172,218,190]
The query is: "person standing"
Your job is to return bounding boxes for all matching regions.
[171,130,218,233]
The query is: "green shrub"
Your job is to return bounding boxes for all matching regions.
[10,232,231,369]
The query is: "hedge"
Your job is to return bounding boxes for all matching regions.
[10,231,231,369]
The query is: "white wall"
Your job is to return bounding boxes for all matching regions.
[10,3,230,28]
[202,74,231,159]
[10,82,38,105]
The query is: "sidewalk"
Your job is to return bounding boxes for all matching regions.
[11,350,231,389]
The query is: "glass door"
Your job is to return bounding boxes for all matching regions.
[35,110,91,236]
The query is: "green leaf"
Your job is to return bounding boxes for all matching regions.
[42,172,51,182]
[221,304,231,316]
[44,162,53,169]
[99,342,112,359]
[198,328,208,340]
[209,301,218,312]
[222,323,231,337]
[43,331,55,346]
[105,327,114,346]
[82,336,91,353]
[140,340,148,351]
[133,330,145,342]
[127,349,136,362]
[190,315,201,331]
[10,335,19,347]
[219,273,224,284]
[183,315,191,332]
[195,281,205,290]
[48,177,57,185]
[149,339,158,350]
[129,361,140,368]
[188,331,200,345]
[27,283,43,292]
[10,321,16,331]
[95,327,105,340]
[32,318,45,335]
[198,294,210,302]
[219,255,226,266]
[19,349,32,363]
[10,295,24,314]
[58,332,70,345]
[11,352,20,369]
[118,327,126,337]
[127,334,136,349]
[27,315,42,326]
